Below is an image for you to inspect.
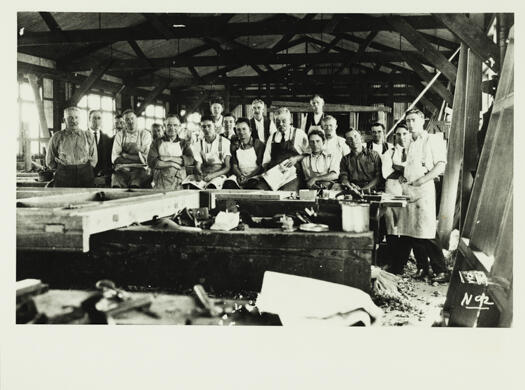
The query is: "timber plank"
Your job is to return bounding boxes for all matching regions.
[437,43,468,247]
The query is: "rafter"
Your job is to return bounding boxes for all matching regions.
[68,59,113,106]
[432,13,499,66]
[135,79,171,115]
[19,15,443,46]
[387,15,457,84]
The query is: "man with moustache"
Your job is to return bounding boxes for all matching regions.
[46,106,97,187]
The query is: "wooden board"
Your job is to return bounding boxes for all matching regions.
[443,27,514,327]
[17,190,201,252]
[18,226,373,293]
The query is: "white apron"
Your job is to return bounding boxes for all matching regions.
[396,134,438,239]
[153,141,186,190]
[237,147,258,176]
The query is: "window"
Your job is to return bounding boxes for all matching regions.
[18,79,53,156]
[78,93,116,135]
[137,103,166,132]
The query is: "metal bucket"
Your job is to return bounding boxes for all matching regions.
[340,202,370,233]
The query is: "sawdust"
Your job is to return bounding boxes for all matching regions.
[373,260,448,326]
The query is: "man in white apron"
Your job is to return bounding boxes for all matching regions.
[301,130,341,189]
[321,115,350,158]
[183,116,231,189]
[397,108,448,282]
[224,117,265,189]
[380,123,413,274]
[148,114,194,190]
[111,109,152,188]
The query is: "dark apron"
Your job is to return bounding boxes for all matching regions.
[54,162,94,188]
[267,129,303,190]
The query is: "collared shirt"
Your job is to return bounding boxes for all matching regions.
[404,131,447,182]
[111,129,152,164]
[253,116,277,143]
[339,147,381,186]
[230,137,265,167]
[262,127,310,166]
[325,136,350,158]
[301,151,341,180]
[46,128,98,169]
[193,135,231,165]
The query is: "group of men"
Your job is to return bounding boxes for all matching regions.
[45,94,447,281]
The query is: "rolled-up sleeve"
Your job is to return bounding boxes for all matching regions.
[430,133,447,165]
[45,134,58,169]
[339,155,349,181]
[294,129,310,154]
[381,149,394,179]
[138,130,152,164]
[262,138,273,167]
[328,154,341,176]
[111,132,123,164]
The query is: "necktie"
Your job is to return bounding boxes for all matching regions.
[95,131,99,145]
[401,148,407,162]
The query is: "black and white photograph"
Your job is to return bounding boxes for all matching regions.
[12,10,514,329]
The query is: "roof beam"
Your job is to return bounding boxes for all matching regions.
[402,53,454,106]
[432,13,499,67]
[135,79,171,115]
[66,50,453,72]
[17,61,170,100]
[272,13,317,52]
[19,15,443,46]
[387,15,457,84]
[68,59,114,106]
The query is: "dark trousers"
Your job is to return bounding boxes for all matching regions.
[410,238,446,275]
[54,163,95,188]
[385,235,412,274]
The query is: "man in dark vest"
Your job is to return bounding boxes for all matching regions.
[249,98,276,144]
[89,109,113,187]
[303,94,325,134]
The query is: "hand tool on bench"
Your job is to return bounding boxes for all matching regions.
[82,280,159,324]
[193,284,224,317]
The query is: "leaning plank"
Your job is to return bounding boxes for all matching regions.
[437,43,468,248]
[16,190,201,252]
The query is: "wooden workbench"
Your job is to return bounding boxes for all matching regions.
[17,187,374,295]
[18,225,373,294]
